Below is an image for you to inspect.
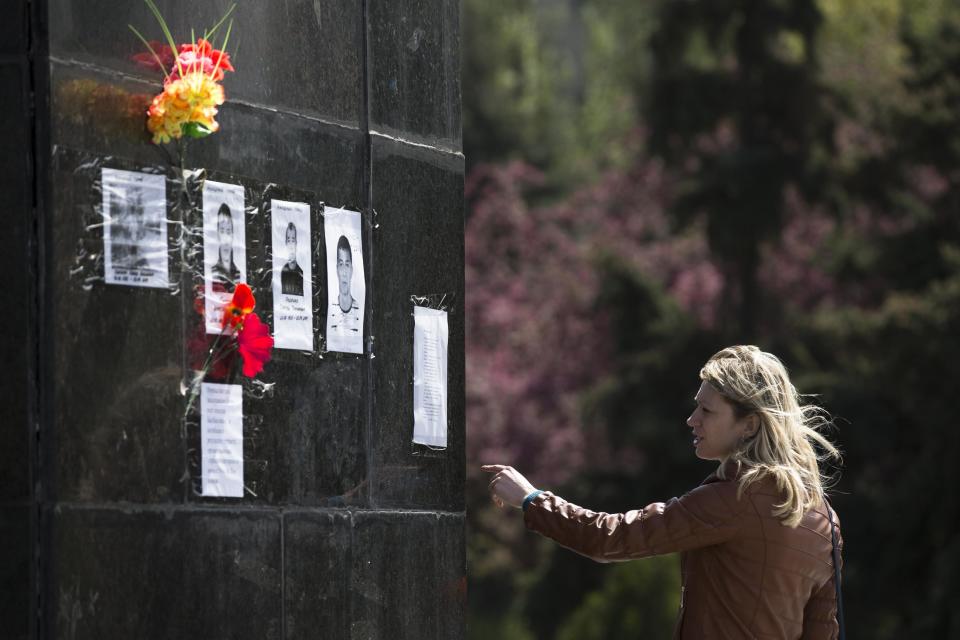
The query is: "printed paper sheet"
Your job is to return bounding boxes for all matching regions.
[271,199,313,351]
[102,168,168,288]
[324,208,365,354]
[201,382,244,498]
[203,180,246,334]
[413,306,448,448]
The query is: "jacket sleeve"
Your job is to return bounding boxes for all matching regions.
[801,523,842,640]
[523,482,744,563]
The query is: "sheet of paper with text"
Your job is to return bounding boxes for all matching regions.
[201,382,244,497]
[101,168,169,288]
[203,180,246,334]
[412,306,448,448]
[323,207,365,354]
[270,199,313,351]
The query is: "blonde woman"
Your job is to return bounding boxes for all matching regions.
[483,345,844,639]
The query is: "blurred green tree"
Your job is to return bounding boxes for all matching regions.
[462,0,658,190]
[645,0,837,336]
[796,255,960,637]
[555,555,681,640]
[803,7,960,635]
[462,0,574,174]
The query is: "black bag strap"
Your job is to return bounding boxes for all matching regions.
[827,503,846,640]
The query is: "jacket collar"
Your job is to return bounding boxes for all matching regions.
[701,458,745,486]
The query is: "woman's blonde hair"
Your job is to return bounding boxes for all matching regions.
[700,345,841,527]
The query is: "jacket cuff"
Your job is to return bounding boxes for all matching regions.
[522,491,553,526]
[521,490,544,512]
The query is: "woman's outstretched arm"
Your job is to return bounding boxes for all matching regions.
[483,464,744,563]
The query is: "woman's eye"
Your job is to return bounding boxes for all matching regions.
[701,407,710,413]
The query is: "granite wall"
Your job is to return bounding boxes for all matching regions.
[4,1,464,638]
[1,3,38,639]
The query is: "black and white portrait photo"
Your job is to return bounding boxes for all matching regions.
[203,180,246,334]
[271,199,313,351]
[211,202,242,291]
[332,235,360,331]
[281,223,304,296]
[102,168,168,288]
[324,207,365,354]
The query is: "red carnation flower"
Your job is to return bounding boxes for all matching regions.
[175,38,234,81]
[222,283,255,329]
[237,313,273,377]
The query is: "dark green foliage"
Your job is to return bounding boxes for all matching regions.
[646,0,837,335]
[462,0,562,169]
[583,256,721,500]
[796,261,960,638]
[556,556,681,640]
[847,6,960,295]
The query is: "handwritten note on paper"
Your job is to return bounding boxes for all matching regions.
[201,382,244,498]
[413,306,448,448]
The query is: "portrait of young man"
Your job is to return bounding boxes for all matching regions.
[211,202,241,293]
[328,234,361,335]
[280,222,304,296]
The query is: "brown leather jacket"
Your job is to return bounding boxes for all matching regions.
[524,468,842,639]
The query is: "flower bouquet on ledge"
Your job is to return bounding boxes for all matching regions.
[129,3,274,416]
[129,0,236,149]
[129,1,236,224]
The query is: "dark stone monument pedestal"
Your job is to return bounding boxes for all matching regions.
[3,1,464,638]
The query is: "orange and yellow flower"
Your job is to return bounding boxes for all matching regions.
[131,1,236,145]
[146,70,225,144]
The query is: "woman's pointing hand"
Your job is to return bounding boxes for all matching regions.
[481,464,538,509]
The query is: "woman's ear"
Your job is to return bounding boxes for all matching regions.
[744,413,760,438]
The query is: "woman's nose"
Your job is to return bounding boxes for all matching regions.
[686,411,698,427]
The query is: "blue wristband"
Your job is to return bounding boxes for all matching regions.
[522,490,544,512]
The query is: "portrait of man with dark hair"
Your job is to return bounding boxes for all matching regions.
[270,199,314,351]
[203,181,246,334]
[328,234,361,335]
[281,222,304,296]
[323,207,364,354]
[211,202,241,292]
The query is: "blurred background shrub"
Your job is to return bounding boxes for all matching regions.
[464,1,960,637]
